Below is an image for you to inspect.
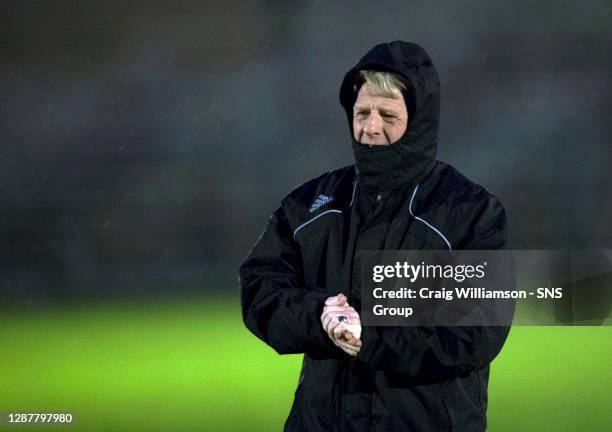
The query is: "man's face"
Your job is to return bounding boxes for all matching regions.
[352,83,409,145]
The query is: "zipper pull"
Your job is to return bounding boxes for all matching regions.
[374,193,383,212]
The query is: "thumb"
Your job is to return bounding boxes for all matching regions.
[325,293,348,306]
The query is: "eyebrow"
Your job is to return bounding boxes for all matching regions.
[354,105,400,117]
[379,107,400,116]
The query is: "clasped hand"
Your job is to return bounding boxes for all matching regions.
[320,293,362,357]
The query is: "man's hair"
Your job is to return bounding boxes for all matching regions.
[359,70,407,98]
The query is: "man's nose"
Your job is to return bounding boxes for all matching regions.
[363,113,383,135]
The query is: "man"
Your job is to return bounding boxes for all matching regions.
[240,41,509,431]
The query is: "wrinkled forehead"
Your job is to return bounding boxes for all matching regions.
[353,83,407,111]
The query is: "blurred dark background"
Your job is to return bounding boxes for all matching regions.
[1,0,610,304]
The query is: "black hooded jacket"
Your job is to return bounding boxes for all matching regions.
[240,41,509,432]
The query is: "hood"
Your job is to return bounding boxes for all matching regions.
[339,41,440,191]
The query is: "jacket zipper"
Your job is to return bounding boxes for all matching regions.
[339,177,363,432]
[367,392,373,432]
[340,185,383,432]
[366,193,383,432]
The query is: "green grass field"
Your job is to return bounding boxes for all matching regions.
[1,298,610,431]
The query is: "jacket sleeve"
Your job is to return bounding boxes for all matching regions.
[239,204,343,358]
[356,195,510,379]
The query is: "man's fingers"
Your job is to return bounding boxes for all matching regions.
[334,339,361,356]
[333,326,362,346]
[321,300,361,341]
[336,344,358,356]
[322,314,359,337]
[321,311,359,326]
[321,307,358,325]
[324,295,339,306]
[331,324,359,343]
[322,305,357,313]
[325,293,348,306]
[325,319,341,339]
[323,314,349,332]
[321,308,359,323]
[321,308,354,327]
[332,326,362,354]
[343,322,362,340]
[333,326,360,345]
[321,314,333,332]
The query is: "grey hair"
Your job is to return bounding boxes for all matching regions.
[359,70,406,97]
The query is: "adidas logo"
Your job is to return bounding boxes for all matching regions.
[309,194,334,213]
